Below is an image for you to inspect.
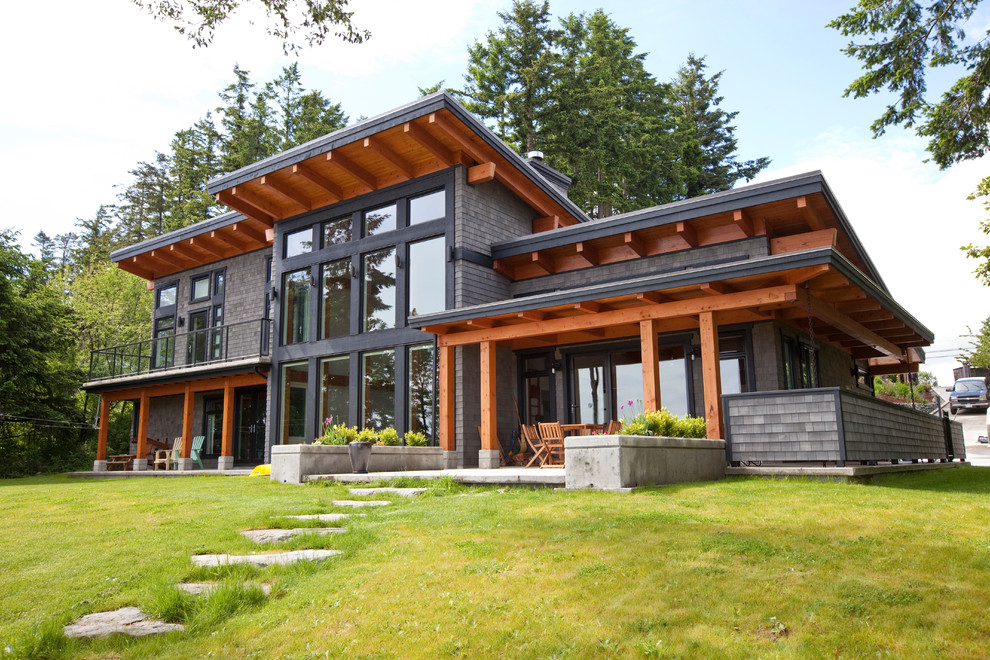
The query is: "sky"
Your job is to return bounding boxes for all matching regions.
[1,0,987,383]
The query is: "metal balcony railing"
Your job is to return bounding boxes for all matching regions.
[88,318,271,381]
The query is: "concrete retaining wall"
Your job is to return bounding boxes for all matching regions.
[564,435,726,490]
[271,444,444,484]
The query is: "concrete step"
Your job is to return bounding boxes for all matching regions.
[191,549,342,567]
[240,528,346,544]
[331,499,391,508]
[347,487,427,497]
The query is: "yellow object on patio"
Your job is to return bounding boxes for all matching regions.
[249,464,271,477]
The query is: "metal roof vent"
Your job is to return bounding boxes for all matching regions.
[525,150,544,161]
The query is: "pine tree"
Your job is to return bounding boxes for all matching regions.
[290,90,347,146]
[672,54,769,198]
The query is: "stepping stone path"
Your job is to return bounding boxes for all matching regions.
[240,527,346,543]
[281,513,357,522]
[331,499,392,507]
[348,487,427,497]
[64,607,183,638]
[191,549,342,567]
[179,582,272,596]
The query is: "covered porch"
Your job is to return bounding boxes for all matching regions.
[415,247,931,468]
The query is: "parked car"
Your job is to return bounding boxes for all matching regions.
[948,377,990,414]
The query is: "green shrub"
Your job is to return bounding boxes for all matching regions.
[620,408,707,438]
[355,428,379,444]
[378,427,400,446]
[313,422,357,445]
[403,431,429,446]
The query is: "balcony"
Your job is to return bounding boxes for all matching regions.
[87,318,272,383]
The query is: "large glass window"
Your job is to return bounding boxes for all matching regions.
[320,356,349,428]
[213,271,225,297]
[409,190,445,225]
[783,335,819,389]
[280,362,309,444]
[658,345,689,417]
[521,355,554,424]
[284,226,314,258]
[153,316,175,369]
[363,204,396,237]
[320,259,352,339]
[407,344,435,439]
[362,248,396,332]
[362,349,395,429]
[282,269,311,345]
[719,334,748,395]
[323,216,352,246]
[573,354,606,425]
[191,276,210,302]
[408,237,445,317]
[157,283,177,309]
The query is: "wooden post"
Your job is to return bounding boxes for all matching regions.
[480,340,497,451]
[640,319,661,412]
[136,389,150,462]
[699,311,723,439]
[221,377,235,459]
[438,344,455,452]
[182,384,194,457]
[97,396,110,461]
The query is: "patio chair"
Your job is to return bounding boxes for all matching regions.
[606,419,622,435]
[537,422,566,466]
[521,424,549,467]
[190,435,206,469]
[154,436,181,471]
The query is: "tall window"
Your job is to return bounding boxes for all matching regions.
[153,316,175,369]
[719,334,748,395]
[157,283,177,309]
[408,237,445,317]
[284,226,314,258]
[364,204,396,236]
[282,269,311,345]
[320,356,349,428]
[782,335,819,389]
[320,259,351,339]
[280,362,309,444]
[407,344,435,439]
[409,190,445,225]
[362,248,396,332]
[362,349,395,429]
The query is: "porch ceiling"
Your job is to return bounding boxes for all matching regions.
[417,248,931,373]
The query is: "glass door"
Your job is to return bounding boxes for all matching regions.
[202,395,223,456]
[187,310,209,365]
[235,387,267,463]
[572,354,608,424]
[520,354,556,424]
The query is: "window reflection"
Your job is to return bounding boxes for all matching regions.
[281,361,309,444]
[282,269,311,345]
[408,237,445,317]
[320,259,351,339]
[408,344,435,439]
[364,204,396,237]
[362,349,395,429]
[284,227,314,258]
[320,356,349,427]
[323,217,352,246]
[362,248,396,331]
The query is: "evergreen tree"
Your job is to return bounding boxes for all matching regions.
[672,54,769,198]
[291,90,347,146]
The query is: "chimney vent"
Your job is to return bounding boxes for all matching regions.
[525,150,544,161]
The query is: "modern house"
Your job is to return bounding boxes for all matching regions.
[84,92,961,472]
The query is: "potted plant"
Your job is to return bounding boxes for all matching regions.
[349,428,378,473]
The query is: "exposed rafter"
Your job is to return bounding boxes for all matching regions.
[363,136,414,179]
[260,175,311,212]
[326,150,376,190]
[291,163,342,201]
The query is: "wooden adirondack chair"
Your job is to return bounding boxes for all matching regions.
[190,435,205,469]
[154,437,181,471]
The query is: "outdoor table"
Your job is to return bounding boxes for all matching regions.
[559,423,606,436]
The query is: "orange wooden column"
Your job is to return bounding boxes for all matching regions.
[699,311,723,439]
[96,396,110,461]
[221,377,235,459]
[136,389,150,463]
[438,344,456,451]
[480,340,497,451]
[181,384,194,457]
[640,319,661,412]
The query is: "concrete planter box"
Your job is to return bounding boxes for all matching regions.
[270,444,444,484]
[564,435,726,491]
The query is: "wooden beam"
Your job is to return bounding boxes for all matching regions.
[733,209,754,237]
[771,228,837,255]
[124,257,156,280]
[574,301,601,314]
[676,221,698,248]
[211,229,248,251]
[480,341,497,453]
[798,289,904,359]
[403,121,456,165]
[492,260,514,279]
[364,136,414,179]
[636,292,667,305]
[428,111,487,163]
[169,243,201,266]
[97,395,110,462]
[260,175,311,212]
[182,384,194,459]
[438,345,455,452]
[221,377,234,459]
[531,251,554,275]
[231,222,269,246]
[326,150,376,190]
[188,236,227,260]
[796,196,825,231]
[640,319,661,412]
[437,285,799,347]
[836,300,882,313]
[216,189,275,226]
[700,282,733,296]
[575,242,598,267]
[624,231,647,257]
[291,163,342,201]
[517,310,545,322]
[265,228,275,242]
[467,318,497,329]
[136,389,150,466]
[533,215,561,233]
[699,311,723,439]
[96,372,267,403]
[779,264,831,285]
[468,162,496,185]
[149,248,187,269]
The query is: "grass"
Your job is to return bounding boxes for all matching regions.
[2,469,990,657]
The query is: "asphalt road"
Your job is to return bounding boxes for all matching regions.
[936,387,990,466]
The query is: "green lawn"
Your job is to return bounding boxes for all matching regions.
[2,469,990,658]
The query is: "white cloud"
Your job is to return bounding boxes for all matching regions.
[752,129,990,383]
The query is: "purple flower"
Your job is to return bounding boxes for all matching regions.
[627,400,634,407]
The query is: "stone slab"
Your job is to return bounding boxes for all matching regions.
[178,582,271,596]
[191,549,342,567]
[347,487,426,497]
[240,528,346,543]
[280,513,357,522]
[331,499,391,508]
[64,607,184,638]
